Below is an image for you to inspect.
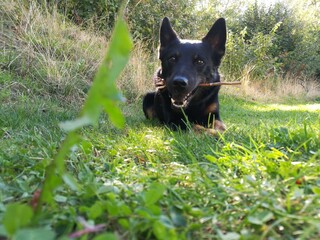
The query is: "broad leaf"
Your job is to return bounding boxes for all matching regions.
[93,233,118,240]
[248,210,274,225]
[3,203,33,236]
[15,228,55,240]
[144,183,166,206]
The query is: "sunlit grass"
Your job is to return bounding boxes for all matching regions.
[249,103,320,112]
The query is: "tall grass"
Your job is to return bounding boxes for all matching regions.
[223,64,320,102]
[118,41,158,101]
[1,0,158,104]
[1,0,105,102]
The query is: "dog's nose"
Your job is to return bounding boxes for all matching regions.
[172,76,188,88]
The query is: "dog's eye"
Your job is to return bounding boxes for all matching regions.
[168,56,177,63]
[195,58,205,66]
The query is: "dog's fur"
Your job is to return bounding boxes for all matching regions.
[143,17,227,134]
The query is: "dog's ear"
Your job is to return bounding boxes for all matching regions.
[160,17,179,50]
[202,18,226,56]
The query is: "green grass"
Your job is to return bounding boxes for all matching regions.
[1,1,320,239]
[1,70,320,239]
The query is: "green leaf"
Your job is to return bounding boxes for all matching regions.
[88,201,104,219]
[15,228,55,240]
[81,17,132,126]
[205,155,217,163]
[312,187,320,195]
[153,221,167,240]
[135,207,152,218]
[54,194,67,203]
[59,115,92,132]
[147,204,162,215]
[59,16,132,130]
[93,233,118,240]
[143,183,166,206]
[118,219,130,229]
[188,207,203,217]
[169,207,187,227]
[248,210,274,225]
[39,173,61,205]
[102,99,125,129]
[106,200,131,217]
[217,230,240,240]
[62,173,80,191]
[39,131,79,208]
[153,218,177,240]
[159,215,174,228]
[3,203,33,236]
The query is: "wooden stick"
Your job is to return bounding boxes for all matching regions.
[198,81,241,87]
[155,77,241,89]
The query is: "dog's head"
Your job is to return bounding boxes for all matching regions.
[159,17,226,108]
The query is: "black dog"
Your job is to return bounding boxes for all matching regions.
[143,17,227,135]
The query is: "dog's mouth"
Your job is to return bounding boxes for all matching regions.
[170,88,198,108]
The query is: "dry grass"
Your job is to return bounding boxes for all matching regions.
[0,0,158,103]
[1,0,106,102]
[118,42,158,102]
[223,64,320,102]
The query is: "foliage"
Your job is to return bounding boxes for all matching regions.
[284,0,320,78]
[52,0,120,35]
[54,0,203,45]
[228,0,320,79]
[235,2,296,54]
[126,0,203,45]
[223,23,283,79]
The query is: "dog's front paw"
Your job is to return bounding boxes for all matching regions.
[214,120,226,133]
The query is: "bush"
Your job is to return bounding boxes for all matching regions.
[217,1,319,81]
[223,25,282,79]
[49,0,120,35]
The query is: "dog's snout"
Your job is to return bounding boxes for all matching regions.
[172,76,188,88]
